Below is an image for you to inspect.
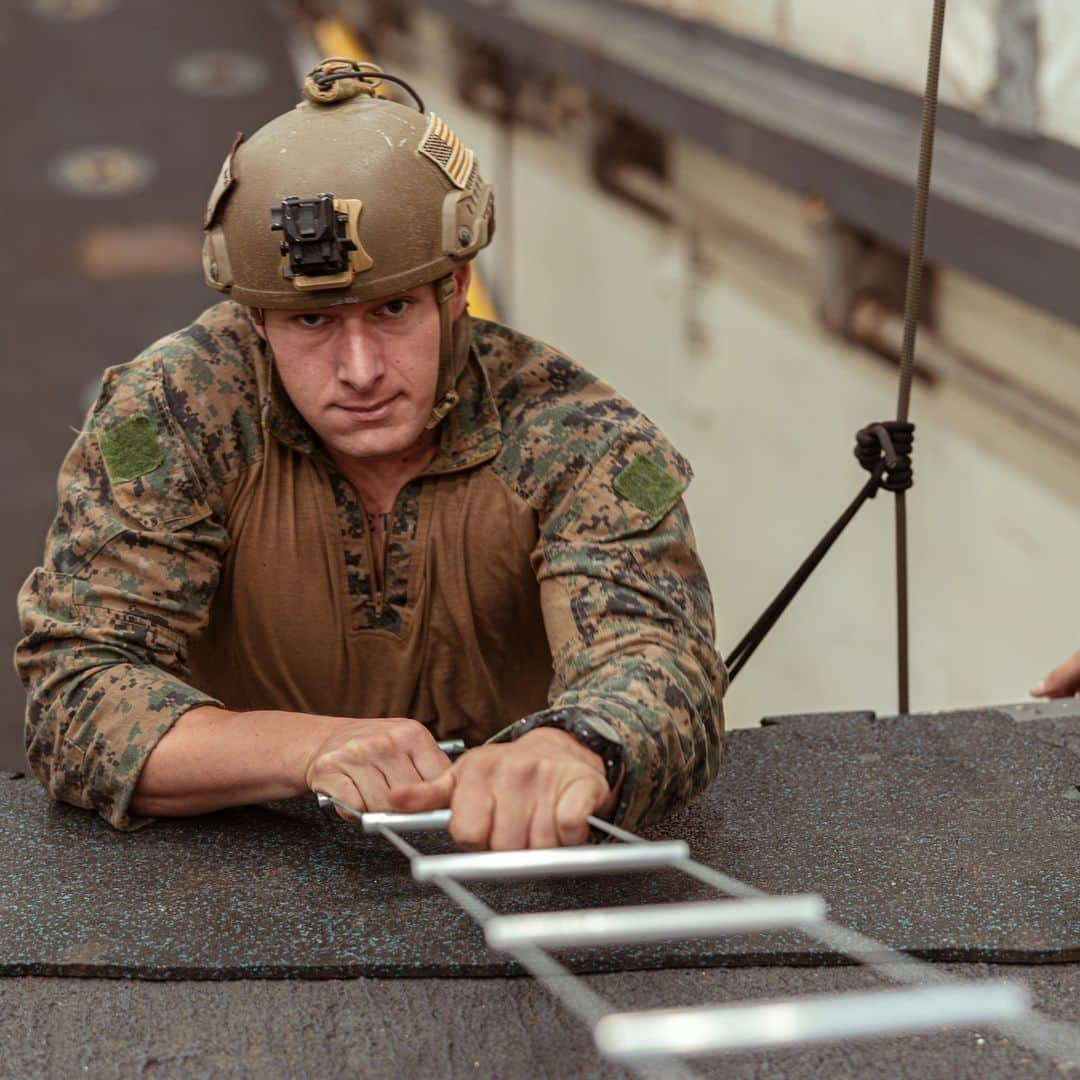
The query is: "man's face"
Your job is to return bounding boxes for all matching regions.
[259,266,469,466]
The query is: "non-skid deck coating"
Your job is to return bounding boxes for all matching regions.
[1,710,1077,979]
[4,964,1078,1080]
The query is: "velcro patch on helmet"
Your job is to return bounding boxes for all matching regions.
[613,455,687,518]
[99,415,165,485]
[203,131,244,230]
[418,113,476,189]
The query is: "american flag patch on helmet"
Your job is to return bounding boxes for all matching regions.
[418,113,476,189]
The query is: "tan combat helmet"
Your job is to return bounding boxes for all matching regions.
[202,58,495,427]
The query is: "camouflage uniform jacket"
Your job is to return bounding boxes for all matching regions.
[16,302,725,830]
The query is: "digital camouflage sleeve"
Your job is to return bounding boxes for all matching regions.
[14,341,232,829]
[482,330,727,830]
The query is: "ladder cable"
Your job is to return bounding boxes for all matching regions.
[725,0,948,715]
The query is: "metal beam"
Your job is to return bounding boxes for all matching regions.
[403,0,1080,328]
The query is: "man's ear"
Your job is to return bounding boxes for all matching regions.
[452,263,473,320]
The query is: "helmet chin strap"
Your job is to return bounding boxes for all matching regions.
[425,273,467,430]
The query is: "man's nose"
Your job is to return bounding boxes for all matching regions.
[336,321,385,392]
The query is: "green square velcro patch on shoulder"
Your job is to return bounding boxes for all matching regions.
[99,415,165,484]
[613,454,687,517]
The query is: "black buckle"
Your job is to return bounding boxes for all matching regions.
[270,194,356,279]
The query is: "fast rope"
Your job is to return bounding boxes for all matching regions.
[726,0,948,715]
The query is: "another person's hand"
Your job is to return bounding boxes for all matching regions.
[388,727,617,850]
[305,717,451,816]
[1031,650,1080,699]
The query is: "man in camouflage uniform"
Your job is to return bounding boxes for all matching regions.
[15,61,725,849]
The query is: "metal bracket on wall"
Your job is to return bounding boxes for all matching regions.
[591,111,671,223]
[987,0,1040,135]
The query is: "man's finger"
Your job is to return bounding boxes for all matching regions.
[411,743,453,782]
[1037,651,1080,699]
[388,769,455,813]
[449,779,495,851]
[489,787,534,851]
[343,763,393,812]
[313,775,366,821]
[526,792,559,850]
[554,777,605,847]
[373,752,424,791]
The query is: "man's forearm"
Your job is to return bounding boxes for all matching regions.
[131,705,332,817]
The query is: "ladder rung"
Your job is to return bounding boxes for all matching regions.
[594,982,1032,1060]
[485,895,827,951]
[412,841,690,882]
[361,809,452,833]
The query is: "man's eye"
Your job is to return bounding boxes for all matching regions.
[296,314,328,329]
[379,299,411,318]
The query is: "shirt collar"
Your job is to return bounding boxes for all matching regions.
[263,352,325,459]
[422,352,503,476]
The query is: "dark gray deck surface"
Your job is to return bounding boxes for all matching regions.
[2,710,1077,978]
[1,964,1076,1079]
[2,708,1077,1076]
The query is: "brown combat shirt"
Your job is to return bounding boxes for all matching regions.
[15,302,725,830]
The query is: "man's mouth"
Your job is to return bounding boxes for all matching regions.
[335,394,400,421]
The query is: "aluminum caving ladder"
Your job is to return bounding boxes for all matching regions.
[317,796,1080,1076]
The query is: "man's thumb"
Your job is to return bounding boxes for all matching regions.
[388,769,455,812]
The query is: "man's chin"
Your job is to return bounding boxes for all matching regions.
[327,424,424,463]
